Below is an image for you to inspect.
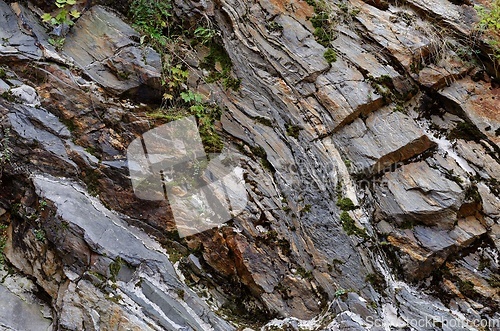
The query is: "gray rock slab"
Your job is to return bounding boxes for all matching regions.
[334,106,434,175]
[0,284,52,331]
[375,161,464,228]
[0,1,42,60]
[63,6,161,97]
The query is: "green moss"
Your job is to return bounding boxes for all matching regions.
[488,275,500,288]
[266,21,283,32]
[465,185,482,203]
[82,169,101,197]
[251,145,275,173]
[399,220,415,230]
[88,270,106,282]
[105,294,123,303]
[332,258,344,265]
[310,12,329,28]
[277,238,291,256]
[0,68,6,79]
[458,280,477,297]
[198,108,224,154]
[275,281,291,299]
[1,91,15,102]
[302,204,312,213]
[175,288,185,299]
[448,122,485,141]
[478,257,491,271]
[340,211,369,238]
[336,197,356,211]
[286,124,301,139]
[264,230,278,243]
[222,76,241,91]
[393,104,406,114]
[116,70,130,80]
[313,27,331,47]
[296,266,313,279]
[254,116,273,127]
[109,257,123,282]
[61,118,76,132]
[444,169,463,185]
[202,42,240,91]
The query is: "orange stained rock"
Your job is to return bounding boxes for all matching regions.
[262,0,315,21]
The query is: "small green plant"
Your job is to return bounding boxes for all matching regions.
[476,0,500,31]
[41,0,81,49]
[109,257,123,282]
[475,0,500,68]
[129,0,172,48]
[393,104,406,114]
[162,64,189,100]
[180,90,203,105]
[478,257,491,271]
[266,21,283,33]
[33,229,46,242]
[41,0,80,26]
[39,200,48,211]
[129,0,228,156]
[324,48,337,63]
[1,91,16,102]
[175,288,185,299]
[334,288,346,297]
[194,26,217,44]
[448,122,485,142]
[202,42,241,91]
[48,37,66,50]
[399,219,415,230]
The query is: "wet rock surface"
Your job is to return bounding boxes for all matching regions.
[0,0,499,330]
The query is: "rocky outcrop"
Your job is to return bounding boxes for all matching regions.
[375,160,465,229]
[63,6,163,101]
[0,0,499,330]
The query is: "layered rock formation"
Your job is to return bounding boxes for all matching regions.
[0,0,498,330]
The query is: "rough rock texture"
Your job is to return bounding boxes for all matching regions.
[63,6,163,101]
[0,0,499,330]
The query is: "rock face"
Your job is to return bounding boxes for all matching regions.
[0,283,52,331]
[63,6,163,101]
[335,107,435,175]
[375,161,464,229]
[0,0,499,330]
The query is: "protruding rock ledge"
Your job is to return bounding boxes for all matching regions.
[333,106,435,176]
